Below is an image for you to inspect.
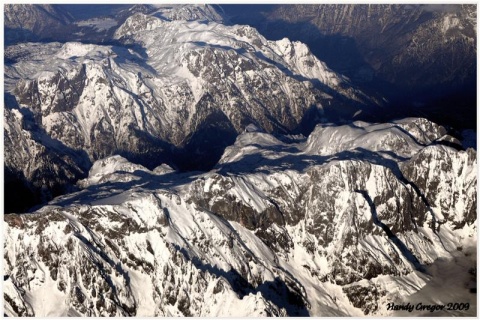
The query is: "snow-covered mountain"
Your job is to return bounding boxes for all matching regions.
[3,6,476,315]
[4,4,227,45]
[4,10,376,212]
[148,4,226,23]
[223,4,477,129]
[4,117,476,316]
[227,4,476,89]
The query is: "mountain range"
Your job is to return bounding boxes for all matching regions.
[3,4,477,317]
[4,117,477,316]
[5,5,376,213]
[224,4,477,129]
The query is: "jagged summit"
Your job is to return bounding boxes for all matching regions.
[4,5,476,316]
[150,4,226,23]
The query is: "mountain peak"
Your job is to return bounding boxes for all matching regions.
[151,4,226,23]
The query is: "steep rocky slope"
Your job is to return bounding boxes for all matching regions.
[4,117,476,316]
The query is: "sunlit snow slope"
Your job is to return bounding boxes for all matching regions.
[4,117,476,316]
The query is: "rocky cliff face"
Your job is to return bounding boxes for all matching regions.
[4,117,476,316]
[4,103,91,213]
[3,6,476,314]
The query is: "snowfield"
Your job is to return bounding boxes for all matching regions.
[4,117,476,316]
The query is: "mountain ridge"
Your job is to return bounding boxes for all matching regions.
[4,117,477,316]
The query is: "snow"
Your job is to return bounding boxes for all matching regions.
[4,126,477,315]
[392,249,476,316]
[304,120,424,158]
[80,155,150,187]
[56,42,112,60]
[244,123,263,133]
[5,9,370,180]
[3,7,476,316]
[112,13,346,96]
[24,263,69,316]
[75,18,118,31]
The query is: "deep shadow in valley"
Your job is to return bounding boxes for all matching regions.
[221,4,477,131]
[4,93,92,214]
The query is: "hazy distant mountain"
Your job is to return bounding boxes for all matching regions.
[222,4,477,128]
[4,4,73,44]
